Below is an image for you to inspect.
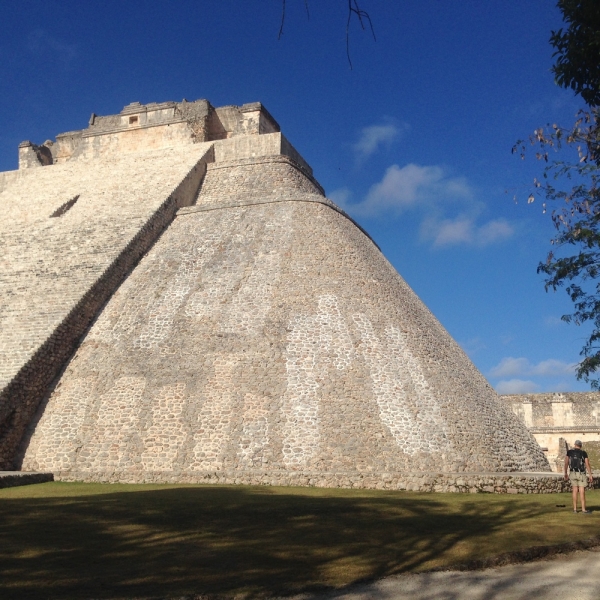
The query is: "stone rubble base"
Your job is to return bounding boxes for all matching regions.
[48,470,599,494]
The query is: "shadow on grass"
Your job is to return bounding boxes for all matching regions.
[0,485,565,599]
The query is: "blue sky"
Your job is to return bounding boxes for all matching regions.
[0,1,591,393]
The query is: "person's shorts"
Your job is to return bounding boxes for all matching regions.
[569,471,588,487]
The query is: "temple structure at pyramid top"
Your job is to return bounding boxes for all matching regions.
[0,100,552,491]
[17,99,312,173]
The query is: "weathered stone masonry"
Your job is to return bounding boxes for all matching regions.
[503,392,600,472]
[0,147,212,469]
[1,99,552,489]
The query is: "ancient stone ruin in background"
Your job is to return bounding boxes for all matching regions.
[0,99,559,492]
[505,392,600,472]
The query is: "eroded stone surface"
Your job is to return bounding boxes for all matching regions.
[1,100,551,485]
[20,162,549,480]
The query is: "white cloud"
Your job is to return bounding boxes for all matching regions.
[27,30,78,70]
[351,163,472,217]
[495,379,541,394]
[532,359,577,377]
[353,121,407,160]
[427,217,473,246]
[474,219,514,245]
[459,337,487,357]
[489,356,576,378]
[489,357,531,378]
[544,315,566,327]
[546,380,573,392]
[420,216,514,248]
[329,188,352,210]
[334,161,514,249]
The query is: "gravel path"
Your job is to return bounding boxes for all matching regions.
[288,547,600,600]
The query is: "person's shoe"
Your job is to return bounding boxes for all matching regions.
[582,509,593,514]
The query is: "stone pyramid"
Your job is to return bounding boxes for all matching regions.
[0,100,550,488]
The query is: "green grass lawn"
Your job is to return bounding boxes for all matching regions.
[2,482,600,599]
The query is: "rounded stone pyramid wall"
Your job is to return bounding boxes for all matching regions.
[19,157,550,484]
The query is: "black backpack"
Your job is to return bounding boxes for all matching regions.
[569,450,586,472]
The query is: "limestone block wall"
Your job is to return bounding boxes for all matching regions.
[1,102,316,472]
[20,101,282,169]
[3,99,554,486]
[212,133,312,175]
[65,121,202,164]
[212,103,279,138]
[0,170,20,194]
[88,100,210,135]
[18,141,53,168]
[19,155,549,481]
[0,144,213,468]
[503,392,600,471]
[197,156,324,207]
[19,100,212,168]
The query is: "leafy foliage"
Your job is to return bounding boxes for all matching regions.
[515,110,600,386]
[515,2,600,387]
[551,0,600,108]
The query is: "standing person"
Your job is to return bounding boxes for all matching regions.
[564,440,594,513]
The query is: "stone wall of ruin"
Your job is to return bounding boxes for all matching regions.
[2,100,554,485]
[0,144,213,468]
[502,392,600,472]
[196,156,324,206]
[19,154,549,480]
[19,101,283,168]
[51,469,590,494]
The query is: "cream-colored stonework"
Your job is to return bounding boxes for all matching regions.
[1,100,550,485]
[0,145,212,388]
[503,392,600,471]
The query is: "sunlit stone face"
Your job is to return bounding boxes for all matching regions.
[2,101,550,484]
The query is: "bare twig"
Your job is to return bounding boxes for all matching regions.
[280,0,310,38]
[279,0,375,69]
[278,0,286,39]
[347,0,376,69]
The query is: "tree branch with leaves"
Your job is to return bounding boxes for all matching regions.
[517,0,600,387]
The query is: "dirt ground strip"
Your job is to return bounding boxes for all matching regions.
[281,547,600,600]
